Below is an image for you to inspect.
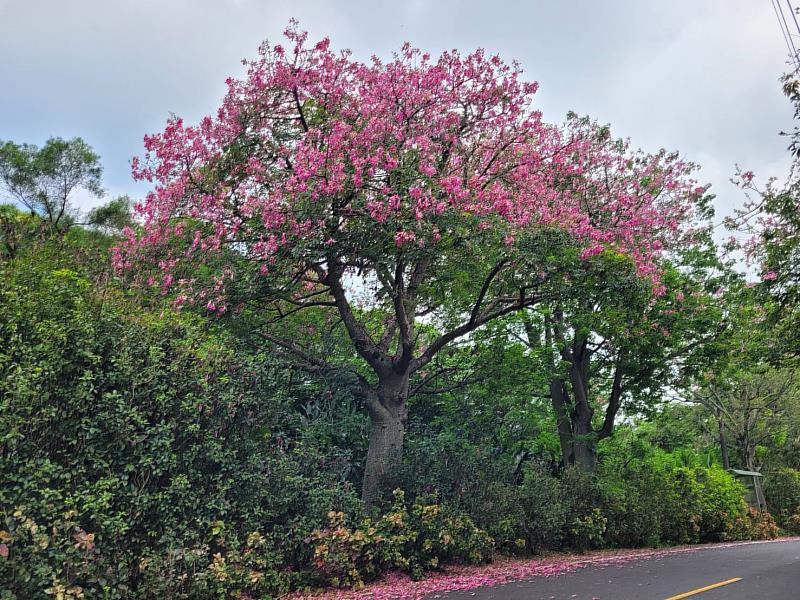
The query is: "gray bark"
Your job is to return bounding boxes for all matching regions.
[361,376,409,506]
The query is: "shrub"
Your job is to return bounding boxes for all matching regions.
[601,465,669,548]
[744,508,780,540]
[786,512,800,535]
[132,529,292,600]
[0,254,360,598]
[569,509,608,552]
[686,467,747,542]
[515,464,567,553]
[560,467,608,551]
[764,468,800,528]
[592,455,749,548]
[310,490,493,588]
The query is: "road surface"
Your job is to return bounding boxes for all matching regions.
[439,539,800,599]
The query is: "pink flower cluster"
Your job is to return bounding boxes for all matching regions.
[114,20,705,309]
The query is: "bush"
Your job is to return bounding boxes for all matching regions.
[601,464,669,548]
[786,512,800,535]
[743,508,780,540]
[560,467,607,551]
[515,464,567,553]
[0,254,360,598]
[465,462,566,554]
[595,445,749,548]
[568,509,608,552]
[677,466,749,542]
[310,490,493,588]
[764,468,800,528]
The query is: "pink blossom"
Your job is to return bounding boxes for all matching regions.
[114,20,705,309]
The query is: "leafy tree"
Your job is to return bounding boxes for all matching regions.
[516,244,727,470]
[87,195,133,233]
[0,137,103,232]
[688,285,800,473]
[729,75,800,362]
[0,204,40,259]
[693,368,798,474]
[115,23,705,503]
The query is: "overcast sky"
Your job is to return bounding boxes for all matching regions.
[0,0,795,226]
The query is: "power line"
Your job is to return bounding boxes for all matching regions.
[772,0,800,71]
[778,0,800,55]
[786,0,800,37]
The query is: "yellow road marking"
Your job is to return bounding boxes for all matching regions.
[664,577,743,600]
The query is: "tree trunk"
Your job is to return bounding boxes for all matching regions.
[569,355,598,471]
[550,377,576,466]
[571,433,598,471]
[717,408,731,470]
[548,377,599,471]
[361,376,408,506]
[571,403,598,471]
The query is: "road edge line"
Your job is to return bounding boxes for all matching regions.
[664,577,743,600]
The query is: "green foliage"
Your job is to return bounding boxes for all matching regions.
[764,468,800,529]
[0,204,41,259]
[0,249,359,598]
[569,509,608,552]
[740,508,780,540]
[310,490,493,588]
[513,464,567,554]
[597,432,750,546]
[87,196,133,233]
[0,137,103,231]
[0,137,791,597]
[786,513,800,535]
[560,467,607,550]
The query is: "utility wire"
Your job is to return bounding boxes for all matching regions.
[773,0,800,71]
[786,0,800,37]
[778,0,800,56]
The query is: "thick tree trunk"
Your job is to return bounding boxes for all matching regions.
[548,378,598,470]
[571,430,598,471]
[361,376,408,506]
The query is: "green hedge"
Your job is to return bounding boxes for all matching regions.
[0,248,783,598]
[0,255,358,598]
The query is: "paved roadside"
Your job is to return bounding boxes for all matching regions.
[437,539,800,600]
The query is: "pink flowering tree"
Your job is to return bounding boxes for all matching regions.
[724,75,800,360]
[115,22,705,503]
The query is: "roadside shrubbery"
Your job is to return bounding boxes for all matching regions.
[401,431,774,558]
[0,247,787,599]
[310,490,492,588]
[0,252,358,598]
[764,468,800,532]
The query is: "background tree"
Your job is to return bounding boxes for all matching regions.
[730,74,800,362]
[689,283,800,473]
[0,204,40,260]
[516,241,727,471]
[693,369,797,473]
[0,137,103,232]
[87,195,133,234]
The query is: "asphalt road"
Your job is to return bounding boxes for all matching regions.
[440,540,800,600]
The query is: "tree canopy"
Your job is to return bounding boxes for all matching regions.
[115,23,709,502]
